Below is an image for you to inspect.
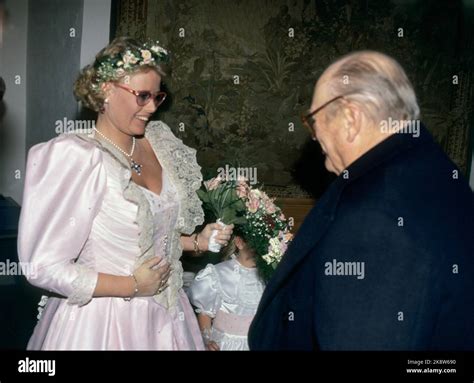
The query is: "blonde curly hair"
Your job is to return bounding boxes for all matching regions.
[73,36,170,112]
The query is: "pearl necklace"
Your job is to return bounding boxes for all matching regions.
[93,128,142,175]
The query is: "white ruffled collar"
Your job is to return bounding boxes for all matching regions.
[230,254,258,272]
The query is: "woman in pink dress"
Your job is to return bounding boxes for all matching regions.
[17,36,233,350]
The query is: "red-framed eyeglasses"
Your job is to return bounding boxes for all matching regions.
[115,83,167,108]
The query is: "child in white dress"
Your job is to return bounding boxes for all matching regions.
[191,176,293,350]
[189,236,264,351]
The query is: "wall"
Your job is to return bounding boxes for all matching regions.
[26,0,84,160]
[0,0,28,205]
[115,0,474,197]
[80,0,111,70]
[0,0,111,205]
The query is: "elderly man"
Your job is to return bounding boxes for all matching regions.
[248,51,474,350]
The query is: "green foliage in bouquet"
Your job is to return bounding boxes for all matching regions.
[197,178,247,225]
[198,176,293,282]
[237,209,292,282]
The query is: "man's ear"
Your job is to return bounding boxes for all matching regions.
[343,103,361,143]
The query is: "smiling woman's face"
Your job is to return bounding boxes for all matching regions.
[104,69,162,136]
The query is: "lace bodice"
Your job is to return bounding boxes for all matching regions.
[138,169,179,261]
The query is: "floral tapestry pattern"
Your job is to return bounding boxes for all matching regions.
[114,0,473,196]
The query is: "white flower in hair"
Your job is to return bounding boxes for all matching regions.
[157,46,168,55]
[151,44,167,55]
[123,51,138,65]
[122,51,134,67]
[93,40,169,86]
[262,254,272,264]
[141,49,152,63]
[263,237,284,266]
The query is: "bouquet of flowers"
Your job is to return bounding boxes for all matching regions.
[197,176,293,282]
[198,176,248,227]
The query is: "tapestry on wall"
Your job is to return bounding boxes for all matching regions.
[113,0,473,197]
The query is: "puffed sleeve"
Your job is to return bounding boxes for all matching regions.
[188,264,222,318]
[18,134,107,306]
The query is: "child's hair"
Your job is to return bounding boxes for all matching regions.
[220,225,250,261]
[220,235,238,261]
[221,234,269,283]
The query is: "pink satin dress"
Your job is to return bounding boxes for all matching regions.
[18,132,204,350]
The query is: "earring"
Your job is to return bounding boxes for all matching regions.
[99,98,109,114]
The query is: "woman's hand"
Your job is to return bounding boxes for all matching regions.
[206,341,220,351]
[133,257,171,296]
[198,223,234,251]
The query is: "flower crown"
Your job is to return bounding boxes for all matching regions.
[92,40,169,89]
[198,176,293,282]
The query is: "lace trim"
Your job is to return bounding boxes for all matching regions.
[195,308,217,318]
[73,121,204,309]
[145,121,204,308]
[145,121,204,235]
[36,295,49,321]
[68,264,98,306]
[211,328,249,350]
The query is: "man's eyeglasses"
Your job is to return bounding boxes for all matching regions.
[301,95,346,138]
[115,83,167,108]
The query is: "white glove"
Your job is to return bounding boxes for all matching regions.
[208,219,227,253]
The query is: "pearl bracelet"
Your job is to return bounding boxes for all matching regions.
[124,273,139,301]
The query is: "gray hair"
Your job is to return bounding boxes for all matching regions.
[323,51,420,124]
